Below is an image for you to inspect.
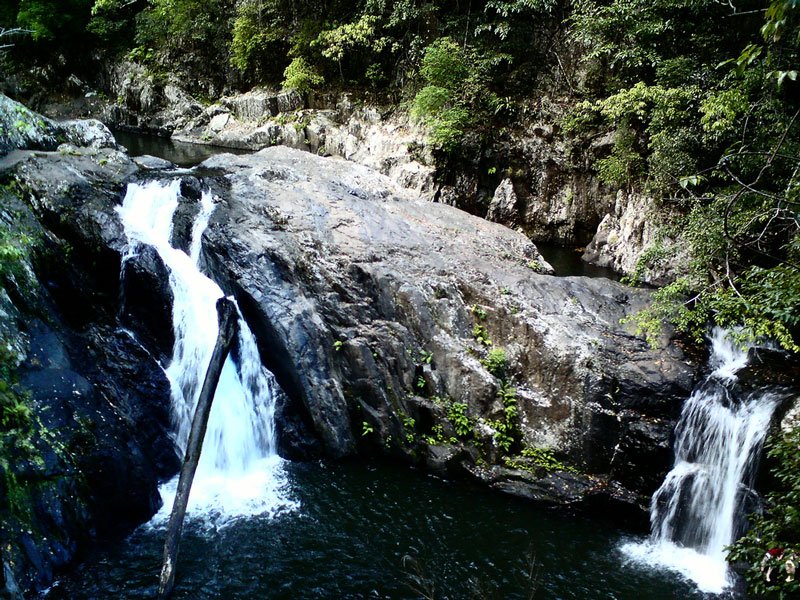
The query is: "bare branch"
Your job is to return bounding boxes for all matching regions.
[0,27,31,51]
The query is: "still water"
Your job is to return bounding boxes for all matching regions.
[46,460,708,599]
[536,243,622,280]
[111,129,247,168]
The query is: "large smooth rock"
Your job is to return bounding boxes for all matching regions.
[199,147,696,504]
[0,93,118,156]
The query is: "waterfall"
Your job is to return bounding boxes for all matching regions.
[623,328,781,593]
[117,180,296,522]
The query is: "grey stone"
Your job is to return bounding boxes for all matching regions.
[198,147,694,496]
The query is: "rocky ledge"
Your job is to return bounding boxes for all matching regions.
[198,147,696,514]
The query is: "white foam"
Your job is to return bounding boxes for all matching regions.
[117,181,296,521]
[623,326,780,594]
[622,539,730,594]
[150,455,298,528]
[708,327,749,380]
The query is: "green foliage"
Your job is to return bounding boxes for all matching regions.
[568,81,703,192]
[0,379,31,432]
[15,0,93,41]
[424,423,450,445]
[481,348,508,378]
[447,402,473,438]
[401,414,416,444]
[700,86,749,139]
[282,56,324,93]
[628,212,800,353]
[728,426,800,598]
[499,381,518,422]
[570,0,800,354]
[476,0,556,40]
[0,229,27,278]
[361,420,374,436]
[470,304,488,320]
[132,0,233,86]
[472,324,492,347]
[570,0,743,87]
[487,381,519,454]
[410,37,503,153]
[526,259,545,272]
[521,446,578,474]
[503,447,578,475]
[418,37,468,89]
[315,14,387,65]
[0,346,37,521]
[596,126,644,187]
[487,418,515,453]
[230,0,290,77]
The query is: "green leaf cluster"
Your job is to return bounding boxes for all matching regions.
[728,425,800,598]
[282,57,325,93]
[446,401,473,438]
[480,348,508,378]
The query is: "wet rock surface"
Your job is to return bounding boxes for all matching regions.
[0,116,176,595]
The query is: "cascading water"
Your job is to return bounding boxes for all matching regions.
[117,180,296,522]
[623,328,781,593]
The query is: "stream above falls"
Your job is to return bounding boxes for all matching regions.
[111,129,248,167]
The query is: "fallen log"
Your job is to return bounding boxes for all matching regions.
[157,297,238,599]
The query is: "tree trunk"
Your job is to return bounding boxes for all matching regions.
[157,297,238,599]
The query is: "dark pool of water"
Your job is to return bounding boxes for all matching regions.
[111,129,247,168]
[536,243,622,280]
[45,460,707,599]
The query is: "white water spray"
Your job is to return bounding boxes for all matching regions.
[623,328,780,593]
[117,180,296,523]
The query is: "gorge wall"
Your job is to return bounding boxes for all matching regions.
[0,95,705,595]
[0,97,179,596]
[36,65,670,284]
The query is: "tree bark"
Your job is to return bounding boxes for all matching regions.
[157,297,238,599]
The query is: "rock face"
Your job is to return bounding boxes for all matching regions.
[199,147,695,507]
[0,94,119,156]
[99,62,204,135]
[582,191,687,284]
[0,105,177,595]
[170,93,439,201]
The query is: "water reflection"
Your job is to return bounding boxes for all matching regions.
[46,461,706,599]
[111,129,247,168]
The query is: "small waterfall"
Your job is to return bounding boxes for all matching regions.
[623,328,781,593]
[117,180,296,522]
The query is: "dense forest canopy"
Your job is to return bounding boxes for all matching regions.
[0,1,797,359]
